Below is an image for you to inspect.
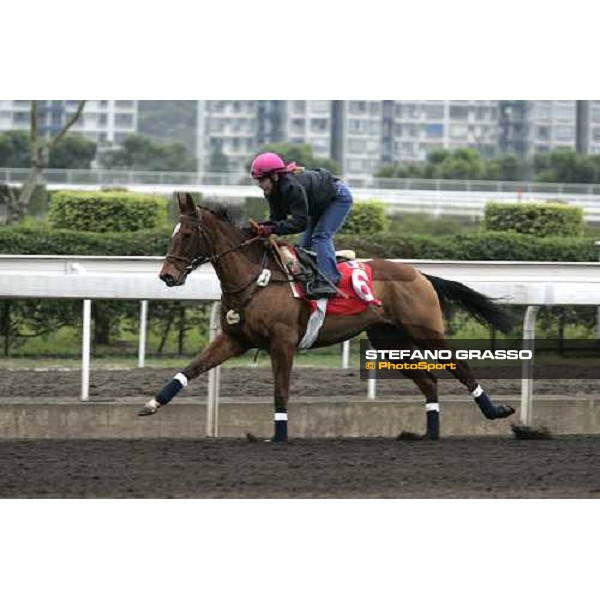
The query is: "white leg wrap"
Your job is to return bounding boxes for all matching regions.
[425,403,440,412]
[174,373,189,387]
[472,385,484,398]
[274,413,288,421]
[145,398,160,411]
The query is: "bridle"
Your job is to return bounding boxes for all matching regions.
[165,213,262,277]
[164,213,281,300]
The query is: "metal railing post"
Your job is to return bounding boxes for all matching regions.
[520,305,540,426]
[207,301,221,437]
[138,300,148,368]
[70,262,91,401]
[342,340,350,369]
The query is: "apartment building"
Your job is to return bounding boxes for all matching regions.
[390,100,500,163]
[0,100,138,147]
[194,100,600,180]
[196,100,260,173]
[196,100,333,174]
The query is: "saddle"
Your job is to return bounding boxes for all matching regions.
[270,242,357,298]
[269,242,381,310]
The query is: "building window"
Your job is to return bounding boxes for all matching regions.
[312,139,329,154]
[99,100,108,108]
[310,100,329,113]
[555,126,573,141]
[290,118,305,133]
[348,159,365,172]
[368,102,380,116]
[537,126,550,140]
[310,118,328,132]
[426,104,444,119]
[115,113,134,128]
[593,128,600,142]
[98,114,108,126]
[450,124,467,137]
[348,139,366,153]
[115,100,134,109]
[349,101,367,114]
[426,123,444,138]
[400,103,422,119]
[13,112,29,124]
[348,119,367,134]
[209,101,225,112]
[450,106,468,119]
[292,100,306,113]
[556,102,575,119]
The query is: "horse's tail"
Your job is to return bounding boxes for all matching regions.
[423,273,512,334]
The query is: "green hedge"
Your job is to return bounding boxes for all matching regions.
[0,226,170,256]
[484,201,584,237]
[340,200,390,235]
[1,226,596,262]
[48,191,168,233]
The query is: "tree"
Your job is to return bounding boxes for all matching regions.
[0,130,95,170]
[137,100,196,157]
[48,134,96,169]
[99,134,196,171]
[0,131,29,167]
[484,154,522,181]
[209,143,229,172]
[9,100,86,223]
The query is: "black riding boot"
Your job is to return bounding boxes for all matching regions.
[305,277,338,299]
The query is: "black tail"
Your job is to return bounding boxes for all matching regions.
[423,273,512,334]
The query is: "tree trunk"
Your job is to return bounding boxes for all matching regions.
[14,100,86,222]
[16,167,42,221]
[157,307,176,354]
[2,302,11,357]
[1,184,19,225]
[178,305,186,355]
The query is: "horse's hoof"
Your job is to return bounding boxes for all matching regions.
[269,436,288,444]
[397,431,425,441]
[138,401,159,417]
[496,405,516,419]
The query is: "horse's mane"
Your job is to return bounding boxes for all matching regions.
[200,203,236,226]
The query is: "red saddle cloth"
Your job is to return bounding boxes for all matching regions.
[305,260,381,316]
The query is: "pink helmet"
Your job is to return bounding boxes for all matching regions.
[250,152,295,179]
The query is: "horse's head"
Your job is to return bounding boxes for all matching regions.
[159,193,214,287]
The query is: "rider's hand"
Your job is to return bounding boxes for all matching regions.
[255,224,275,237]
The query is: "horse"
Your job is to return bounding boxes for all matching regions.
[138,192,515,441]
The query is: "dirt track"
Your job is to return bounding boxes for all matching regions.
[0,366,595,399]
[1,367,599,498]
[1,436,599,498]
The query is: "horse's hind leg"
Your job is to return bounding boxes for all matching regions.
[366,324,440,440]
[410,331,516,421]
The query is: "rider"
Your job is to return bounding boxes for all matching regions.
[250,152,353,299]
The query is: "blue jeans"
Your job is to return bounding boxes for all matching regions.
[298,182,353,285]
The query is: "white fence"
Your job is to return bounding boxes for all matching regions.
[2,255,600,431]
[4,168,600,221]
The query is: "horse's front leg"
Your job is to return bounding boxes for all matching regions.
[269,339,296,442]
[138,332,248,416]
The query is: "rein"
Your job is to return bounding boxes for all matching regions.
[165,214,283,299]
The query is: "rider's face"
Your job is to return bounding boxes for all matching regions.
[257,174,277,196]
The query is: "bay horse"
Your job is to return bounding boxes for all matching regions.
[138,192,515,441]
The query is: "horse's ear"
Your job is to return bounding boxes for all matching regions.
[177,192,196,214]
